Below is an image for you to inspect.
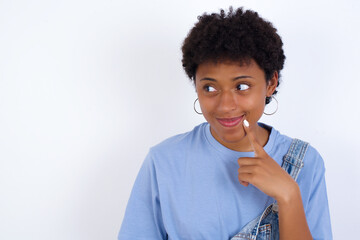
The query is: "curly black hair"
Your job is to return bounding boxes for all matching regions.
[181,7,285,104]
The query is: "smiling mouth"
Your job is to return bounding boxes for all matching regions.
[216,115,245,128]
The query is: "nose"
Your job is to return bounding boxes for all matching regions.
[218,90,237,113]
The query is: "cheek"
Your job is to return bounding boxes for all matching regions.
[244,95,265,109]
[236,93,266,119]
[246,96,266,119]
[234,94,262,110]
[198,97,216,115]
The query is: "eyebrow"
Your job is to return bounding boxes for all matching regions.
[200,76,253,82]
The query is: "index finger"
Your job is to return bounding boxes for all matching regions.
[243,119,266,157]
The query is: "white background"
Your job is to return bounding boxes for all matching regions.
[0,0,359,239]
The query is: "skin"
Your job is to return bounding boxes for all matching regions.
[195,60,313,240]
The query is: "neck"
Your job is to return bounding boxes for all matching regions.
[211,123,270,152]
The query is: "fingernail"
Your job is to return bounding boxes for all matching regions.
[243,119,249,127]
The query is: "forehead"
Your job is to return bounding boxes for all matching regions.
[195,59,265,80]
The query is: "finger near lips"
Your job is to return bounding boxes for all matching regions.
[237,119,268,187]
[242,119,266,157]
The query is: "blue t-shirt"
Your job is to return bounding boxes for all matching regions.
[118,122,332,239]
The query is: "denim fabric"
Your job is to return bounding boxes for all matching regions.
[230,139,309,240]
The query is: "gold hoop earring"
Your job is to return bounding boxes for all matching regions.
[264,96,278,116]
[193,98,203,115]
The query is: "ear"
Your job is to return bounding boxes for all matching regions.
[266,71,278,97]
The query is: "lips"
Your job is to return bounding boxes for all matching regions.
[216,115,245,128]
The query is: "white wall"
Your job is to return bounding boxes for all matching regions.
[0,0,359,239]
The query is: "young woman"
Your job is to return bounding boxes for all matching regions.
[118,7,332,240]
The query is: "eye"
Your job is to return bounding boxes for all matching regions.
[236,83,250,91]
[204,85,216,92]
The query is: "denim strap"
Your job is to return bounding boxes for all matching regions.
[281,138,309,181]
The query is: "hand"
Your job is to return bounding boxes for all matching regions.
[237,120,299,202]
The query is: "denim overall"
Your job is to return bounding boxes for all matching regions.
[230,139,309,240]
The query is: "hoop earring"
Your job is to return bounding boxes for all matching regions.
[264,96,278,115]
[193,98,203,115]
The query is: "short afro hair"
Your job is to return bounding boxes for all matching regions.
[181,7,285,104]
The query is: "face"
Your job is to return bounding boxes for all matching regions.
[195,59,278,150]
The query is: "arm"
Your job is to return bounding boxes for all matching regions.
[303,152,332,239]
[277,181,312,240]
[118,150,167,240]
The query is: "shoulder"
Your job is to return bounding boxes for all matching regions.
[147,122,208,162]
[266,123,325,171]
[141,123,210,180]
[303,143,325,170]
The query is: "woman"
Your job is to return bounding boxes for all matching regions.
[118,7,332,240]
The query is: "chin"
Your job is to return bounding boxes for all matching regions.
[214,128,246,144]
